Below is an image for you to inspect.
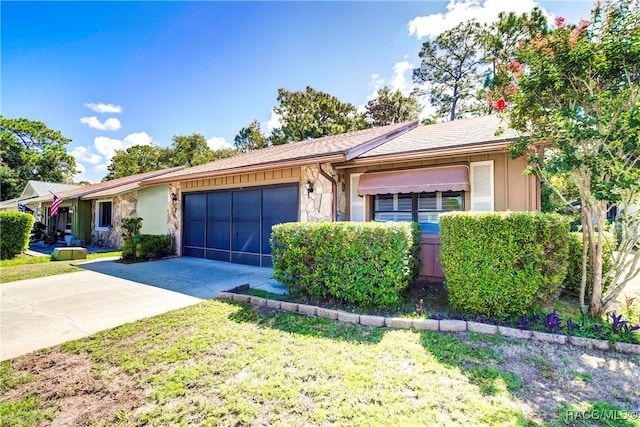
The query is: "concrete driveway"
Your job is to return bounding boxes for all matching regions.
[1,257,282,361]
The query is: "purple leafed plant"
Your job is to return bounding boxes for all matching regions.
[518,315,530,330]
[544,309,562,332]
[566,317,581,331]
[609,312,627,334]
[593,324,603,333]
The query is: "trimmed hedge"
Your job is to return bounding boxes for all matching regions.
[271,222,421,308]
[440,212,569,319]
[121,234,172,262]
[0,212,35,260]
[564,231,614,296]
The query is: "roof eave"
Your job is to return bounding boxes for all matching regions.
[140,154,346,185]
[338,140,513,167]
[344,121,419,161]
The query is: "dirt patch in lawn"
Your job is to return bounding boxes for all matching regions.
[1,349,146,426]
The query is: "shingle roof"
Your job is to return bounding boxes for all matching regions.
[359,114,520,158]
[22,181,83,198]
[141,121,418,185]
[30,167,183,203]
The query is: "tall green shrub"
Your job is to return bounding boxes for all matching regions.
[121,234,172,262]
[0,212,35,259]
[564,232,614,297]
[271,222,421,308]
[440,212,569,319]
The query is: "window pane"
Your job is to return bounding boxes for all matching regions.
[442,192,463,211]
[418,212,439,224]
[100,202,112,227]
[397,194,412,211]
[418,193,437,210]
[374,194,394,211]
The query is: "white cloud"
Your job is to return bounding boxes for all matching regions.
[94,163,108,172]
[80,116,122,131]
[93,132,154,162]
[408,0,544,39]
[123,132,153,147]
[75,162,86,174]
[69,146,102,165]
[389,61,414,95]
[265,109,283,132]
[84,102,122,113]
[207,136,234,150]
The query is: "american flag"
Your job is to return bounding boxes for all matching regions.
[50,194,63,216]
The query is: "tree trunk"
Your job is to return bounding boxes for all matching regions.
[450,83,458,121]
[589,207,606,316]
[579,207,589,314]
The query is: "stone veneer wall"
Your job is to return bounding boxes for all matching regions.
[168,183,182,255]
[300,163,344,222]
[90,190,137,249]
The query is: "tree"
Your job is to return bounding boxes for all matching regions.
[104,144,168,181]
[480,9,548,113]
[496,0,640,315]
[270,86,369,144]
[0,116,77,200]
[365,87,422,126]
[192,148,239,166]
[234,120,269,152]
[167,133,211,167]
[413,20,486,121]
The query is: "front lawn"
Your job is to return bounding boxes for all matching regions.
[0,252,121,283]
[1,300,638,426]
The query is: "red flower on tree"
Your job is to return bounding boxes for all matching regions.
[508,60,524,73]
[492,98,508,111]
[554,16,565,27]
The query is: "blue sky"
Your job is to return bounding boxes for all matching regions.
[2,0,594,183]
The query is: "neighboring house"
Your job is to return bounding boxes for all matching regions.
[0,181,83,219]
[140,115,539,278]
[29,168,182,248]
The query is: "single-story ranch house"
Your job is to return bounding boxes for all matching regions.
[30,168,182,247]
[139,114,539,279]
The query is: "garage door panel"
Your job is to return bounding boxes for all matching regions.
[206,221,230,250]
[207,192,231,221]
[184,221,205,247]
[205,249,230,262]
[184,194,206,221]
[233,221,260,253]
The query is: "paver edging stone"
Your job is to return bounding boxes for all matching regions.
[220,291,640,355]
[266,299,281,309]
[532,331,568,344]
[385,317,413,329]
[359,314,386,327]
[467,321,498,335]
[412,318,439,331]
[316,307,339,320]
[439,319,467,332]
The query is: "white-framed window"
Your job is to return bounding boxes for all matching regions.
[96,200,113,231]
[350,173,365,222]
[470,161,494,211]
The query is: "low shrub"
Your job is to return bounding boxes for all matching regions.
[271,222,421,308]
[440,211,569,320]
[121,234,172,262]
[563,231,615,297]
[0,212,35,260]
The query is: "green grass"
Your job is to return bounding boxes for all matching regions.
[2,300,543,426]
[0,251,121,283]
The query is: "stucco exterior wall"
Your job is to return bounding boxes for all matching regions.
[137,185,170,235]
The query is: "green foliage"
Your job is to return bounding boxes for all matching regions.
[365,86,422,126]
[0,116,77,201]
[271,222,421,308]
[564,232,615,296]
[0,212,35,260]
[104,133,240,180]
[439,211,570,319]
[234,119,269,152]
[413,20,486,121]
[122,234,172,262]
[120,217,143,242]
[269,86,369,144]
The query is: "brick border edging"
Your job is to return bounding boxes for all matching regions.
[217,292,640,356]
